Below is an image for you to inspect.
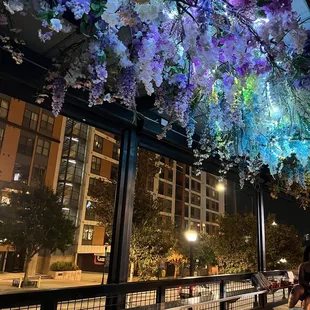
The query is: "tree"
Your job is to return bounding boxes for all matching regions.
[166,249,187,278]
[0,184,75,282]
[211,213,257,273]
[211,213,303,273]
[265,215,302,270]
[89,149,176,279]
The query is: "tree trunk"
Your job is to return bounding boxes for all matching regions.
[23,254,32,283]
[129,261,135,282]
[174,265,179,279]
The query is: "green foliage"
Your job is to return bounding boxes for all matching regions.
[50,261,80,271]
[0,184,76,281]
[265,215,302,270]
[211,213,303,273]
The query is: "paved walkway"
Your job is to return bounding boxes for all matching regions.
[0,272,104,294]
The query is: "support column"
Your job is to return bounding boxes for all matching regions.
[256,184,266,272]
[108,128,138,284]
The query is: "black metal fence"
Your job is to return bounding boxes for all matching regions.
[0,271,289,310]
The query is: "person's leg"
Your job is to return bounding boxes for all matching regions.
[304,296,310,310]
[288,285,305,308]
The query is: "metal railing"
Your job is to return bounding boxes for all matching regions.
[0,270,289,310]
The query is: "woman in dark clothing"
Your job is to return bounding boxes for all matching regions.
[289,246,310,309]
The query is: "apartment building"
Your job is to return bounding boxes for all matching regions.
[0,94,65,272]
[0,95,225,273]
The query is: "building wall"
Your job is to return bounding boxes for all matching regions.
[0,94,65,274]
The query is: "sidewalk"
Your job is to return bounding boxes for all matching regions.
[0,272,104,294]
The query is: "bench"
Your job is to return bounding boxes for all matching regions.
[12,276,41,288]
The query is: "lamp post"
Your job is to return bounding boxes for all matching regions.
[185,230,198,277]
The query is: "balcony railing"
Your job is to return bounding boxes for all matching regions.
[0,270,289,310]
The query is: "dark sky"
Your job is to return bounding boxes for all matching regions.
[228,183,310,237]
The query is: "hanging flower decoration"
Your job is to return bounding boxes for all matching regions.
[1,0,310,189]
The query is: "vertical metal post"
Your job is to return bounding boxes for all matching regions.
[189,243,194,277]
[156,286,166,310]
[108,128,138,284]
[220,280,226,310]
[256,184,266,272]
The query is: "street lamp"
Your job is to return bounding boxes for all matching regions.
[216,181,225,192]
[185,230,198,277]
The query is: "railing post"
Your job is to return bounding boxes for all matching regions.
[41,300,57,310]
[256,184,266,272]
[156,286,165,310]
[259,293,267,309]
[220,280,226,310]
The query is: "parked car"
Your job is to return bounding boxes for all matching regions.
[179,285,213,299]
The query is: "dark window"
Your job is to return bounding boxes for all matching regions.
[88,178,97,195]
[176,185,183,201]
[160,199,172,213]
[85,201,98,221]
[191,193,201,206]
[212,201,219,212]
[18,135,34,156]
[185,205,189,217]
[185,190,189,203]
[0,99,9,119]
[175,200,183,216]
[93,134,103,153]
[23,109,38,130]
[0,128,4,149]
[167,184,173,197]
[112,144,120,160]
[31,165,46,183]
[191,179,201,192]
[191,207,200,220]
[206,174,217,188]
[82,225,94,245]
[185,177,189,189]
[13,163,30,183]
[110,163,118,181]
[40,113,54,132]
[36,138,50,156]
[176,171,183,186]
[159,181,164,195]
[91,156,101,175]
[176,163,184,172]
[185,165,190,175]
[206,212,210,222]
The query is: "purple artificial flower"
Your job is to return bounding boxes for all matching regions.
[42,20,48,27]
[38,29,53,42]
[50,18,62,32]
[222,73,234,88]
[263,0,292,14]
[227,0,250,8]
[174,84,194,126]
[66,0,90,20]
[117,66,137,108]
[51,77,66,116]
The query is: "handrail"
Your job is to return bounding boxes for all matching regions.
[0,270,287,309]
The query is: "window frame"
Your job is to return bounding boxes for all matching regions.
[40,113,54,132]
[36,138,50,156]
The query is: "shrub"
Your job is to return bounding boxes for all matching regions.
[50,261,79,271]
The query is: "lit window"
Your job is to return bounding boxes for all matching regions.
[40,113,54,132]
[23,109,38,130]
[93,134,103,153]
[0,99,9,119]
[91,156,101,175]
[82,225,94,245]
[36,138,50,156]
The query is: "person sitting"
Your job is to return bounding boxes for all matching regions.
[288,246,310,309]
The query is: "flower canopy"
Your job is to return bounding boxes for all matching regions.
[1,0,310,188]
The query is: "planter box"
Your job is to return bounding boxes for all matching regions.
[49,270,81,281]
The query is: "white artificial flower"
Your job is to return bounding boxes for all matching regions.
[134,0,162,22]
[3,0,23,14]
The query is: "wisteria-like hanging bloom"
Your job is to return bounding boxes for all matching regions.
[3,0,310,191]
